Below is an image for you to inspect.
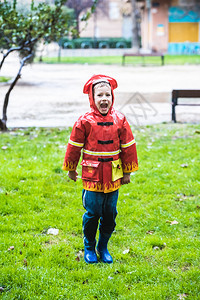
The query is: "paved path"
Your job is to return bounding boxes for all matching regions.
[0,53,200,128]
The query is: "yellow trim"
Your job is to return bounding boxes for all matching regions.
[123,162,138,173]
[69,139,84,147]
[83,181,103,192]
[121,139,135,148]
[82,179,121,193]
[62,161,77,171]
[83,149,120,156]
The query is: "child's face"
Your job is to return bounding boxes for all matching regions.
[93,83,112,115]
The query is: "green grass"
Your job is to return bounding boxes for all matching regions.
[37,55,200,66]
[0,76,11,83]
[0,124,200,299]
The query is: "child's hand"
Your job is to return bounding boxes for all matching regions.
[121,173,131,185]
[68,170,78,182]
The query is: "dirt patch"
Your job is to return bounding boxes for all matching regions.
[0,59,200,128]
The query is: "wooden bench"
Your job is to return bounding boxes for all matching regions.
[172,89,200,122]
[122,52,164,66]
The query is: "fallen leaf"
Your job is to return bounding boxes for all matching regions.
[170,220,179,225]
[23,259,28,266]
[75,256,80,262]
[1,146,8,150]
[75,250,84,261]
[123,249,130,254]
[47,228,59,235]
[153,243,166,250]
[153,246,160,250]
[146,230,154,235]
[8,246,14,251]
[177,293,188,299]
[181,164,188,168]
[166,220,179,225]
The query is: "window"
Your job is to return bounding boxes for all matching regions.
[179,0,195,6]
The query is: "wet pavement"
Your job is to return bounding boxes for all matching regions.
[0,52,200,128]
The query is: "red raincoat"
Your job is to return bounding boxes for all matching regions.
[63,74,138,193]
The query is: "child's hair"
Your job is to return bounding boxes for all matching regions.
[92,81,111,98]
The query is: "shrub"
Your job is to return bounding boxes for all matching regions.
[59,37,132,49]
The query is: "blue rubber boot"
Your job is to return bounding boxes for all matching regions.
[97,233,113,263]
[84,248,98,264]
[84,238,98,264]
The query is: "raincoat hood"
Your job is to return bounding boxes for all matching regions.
[83,74,118,115]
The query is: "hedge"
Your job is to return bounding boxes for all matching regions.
[59,37,132,49]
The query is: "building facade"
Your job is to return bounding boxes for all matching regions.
[141,0,200,53]
[80,0,130,39]
[168,0,200,54]
[80,0,200,54]
[13,0,200,53]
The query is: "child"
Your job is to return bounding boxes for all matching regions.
[63,74,138,264]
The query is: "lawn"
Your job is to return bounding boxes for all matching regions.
[0,76,11,83]
[38,55,200,66]
[0,124,200,299]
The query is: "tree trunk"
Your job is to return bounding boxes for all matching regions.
[131,0,140,52]
[0,39,37,71]
[73,11,80,38]
[0,47,21,71]
[0,53,33,131]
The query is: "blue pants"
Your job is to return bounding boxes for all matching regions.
[82,189,119,248]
